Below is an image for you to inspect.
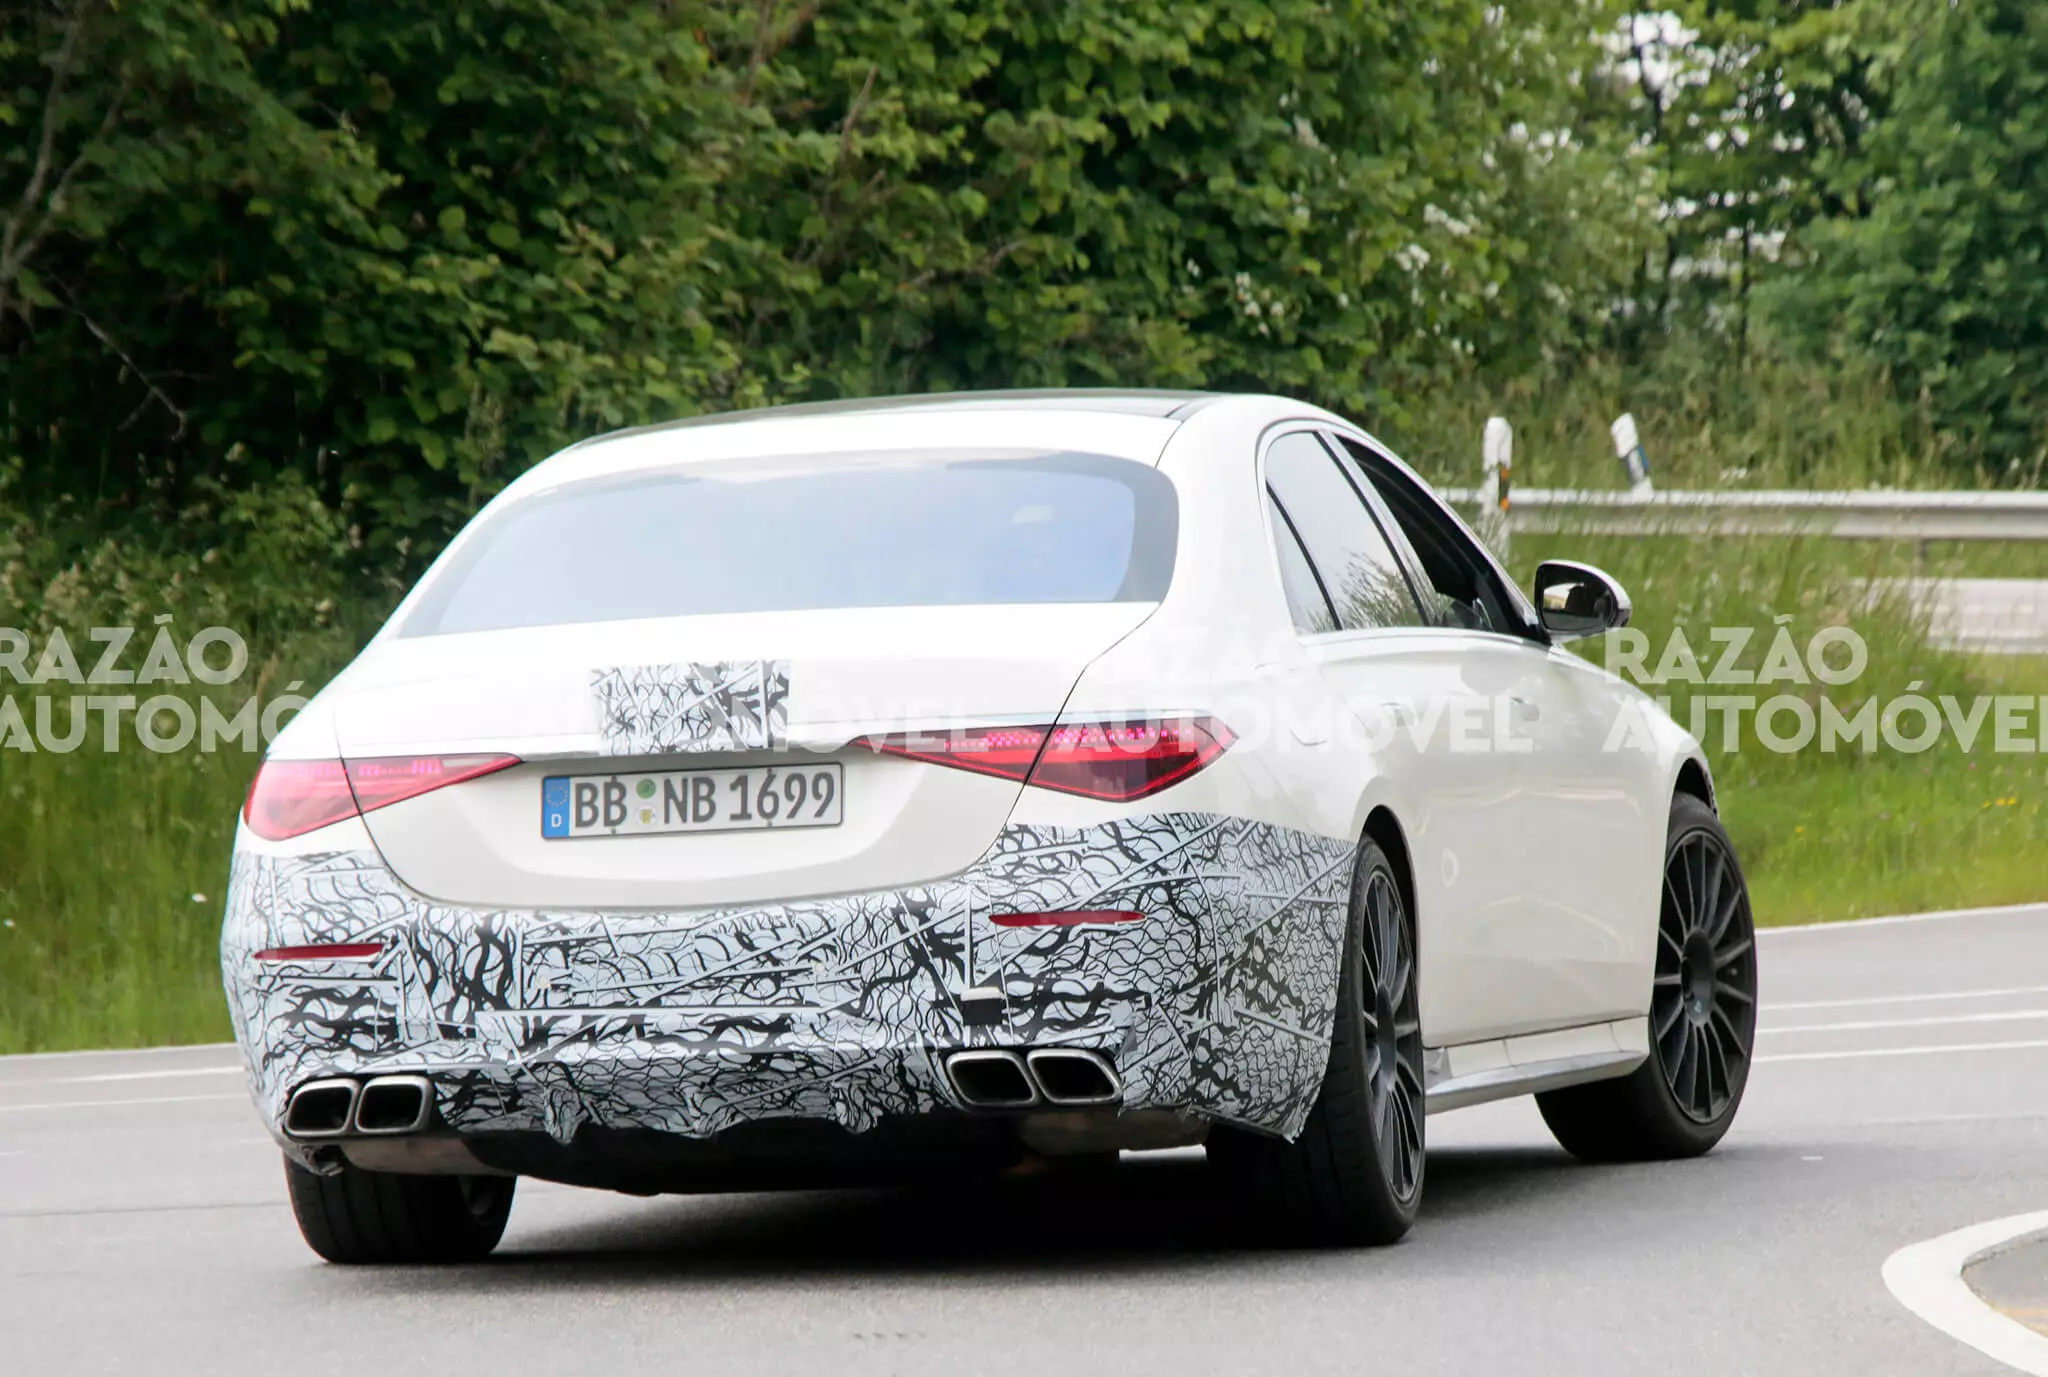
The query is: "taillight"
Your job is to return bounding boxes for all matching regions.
[1028,718,1234,801]
[855,716,1231,803]
[243,754,520,841]
[343,755,520,811]
[243,760,356,841]
[852,725,1049,784]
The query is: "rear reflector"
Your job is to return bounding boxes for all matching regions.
[854,716,1232,802]
[243,754,520,841]
[252,943,385,962]
[989,910,1144,928]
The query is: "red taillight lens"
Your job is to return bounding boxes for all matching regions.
[852,724,1052,783]
[1028,717,1234,801]
[243,754,520,841]
[855,716,1231,803]
[343,754,521,812]
[243,760,357,841]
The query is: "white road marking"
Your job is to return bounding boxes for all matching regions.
[1766,901,2048,935]
[1759,1039,2048,1064]
[0,1093,248,1114]
[0,1041,236,1064]
[1856,1109,2048,1129]
[1763,1010,2048,1036]
[27,1066,244,1086]
[1885,1210,2048,1376]
[1768,985,2048,1012]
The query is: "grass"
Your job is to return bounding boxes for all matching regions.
[3,345,2046,1052]
[0,739,248,1051]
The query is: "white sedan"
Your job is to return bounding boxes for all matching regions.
[222,389,1757,1261]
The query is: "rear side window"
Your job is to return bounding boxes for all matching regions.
[402,451,1178,636]
[1334,436,1535,639]
[1268,505,1338,634]
[1264,432,1423,632]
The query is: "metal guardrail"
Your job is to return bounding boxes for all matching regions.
[1438,414,2048,556]
[1438,484,2048,544]
[1434,417,2048,654]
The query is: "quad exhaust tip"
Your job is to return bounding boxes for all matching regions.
[946,1050,1039,1108]
[944,1049,1123,1109]
[283,1075,434,1138]
[283,1078,359,1138]
[1026,1049,1122,1106]
[353,1075,433,1135]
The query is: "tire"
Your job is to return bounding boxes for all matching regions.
[1537,793,1759,1163]
[284,1156,515,1264]
[1209,835,1424,1246]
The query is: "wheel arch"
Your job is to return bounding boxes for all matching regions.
[1361,804,1417,952]
[1673,754,1717,812]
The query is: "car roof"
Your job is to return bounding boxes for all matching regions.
[565,389,1223,453]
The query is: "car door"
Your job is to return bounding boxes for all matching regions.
[1260,428,1532,1051]
[1329,431,1661,1038]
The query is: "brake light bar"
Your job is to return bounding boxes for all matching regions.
[243,754,520,841]
[854,716,1232,803]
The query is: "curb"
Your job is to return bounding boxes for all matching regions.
[1884,1211,2048,1375]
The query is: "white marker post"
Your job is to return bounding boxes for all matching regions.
[1478,416,1513,560]
[1611,412,1653,495]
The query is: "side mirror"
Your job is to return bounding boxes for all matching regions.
[1534,559,1631,642]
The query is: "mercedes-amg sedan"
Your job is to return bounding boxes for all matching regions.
[223,390,1757,1262]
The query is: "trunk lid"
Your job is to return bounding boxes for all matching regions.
[331,604,1152,909]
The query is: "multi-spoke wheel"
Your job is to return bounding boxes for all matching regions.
[1538,793,1758,1162]
[1208,833,1423,1245]
[1360,865,1425,1202]
[1653,819,1758,1123]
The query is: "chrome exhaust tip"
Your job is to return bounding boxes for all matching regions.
[1025,1049,1122,1106]
[353,1074,433,1135]
[283,1078,360,1138]
[945,1050,1040,1109]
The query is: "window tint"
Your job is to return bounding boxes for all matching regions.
[1334,436,1531,638]
[403,451,1177,636]
[1263,432,1423,631]
[1268,501,1338,634]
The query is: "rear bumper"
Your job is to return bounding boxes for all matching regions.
[221,812,1354,1166]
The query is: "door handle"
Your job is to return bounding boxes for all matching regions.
[1508,694,1541,722]
[1379,701,1417,728]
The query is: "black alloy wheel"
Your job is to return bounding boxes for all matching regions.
[1359,865,1424,1202]
[1653,823,1758,1123]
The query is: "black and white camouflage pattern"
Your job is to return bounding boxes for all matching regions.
[222,814,1354,1150]
[591,660,789,755]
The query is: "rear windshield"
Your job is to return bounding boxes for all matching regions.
[400,450,1177,636]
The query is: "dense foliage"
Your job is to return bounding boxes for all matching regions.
[1,0,1646,562]
[0,0,2041,579]
[1768,0,2048,475]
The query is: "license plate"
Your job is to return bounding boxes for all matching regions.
[541,763,843,839]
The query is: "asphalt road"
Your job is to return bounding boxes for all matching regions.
[1886,577,2048,654]
[6,905,2048,1377]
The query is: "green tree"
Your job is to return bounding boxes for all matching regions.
[3,0,1651,566]
[1605,1,1889,351]
[1770,0,2048,473]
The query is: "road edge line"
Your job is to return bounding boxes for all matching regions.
[1883,1210,2048,1375]
[1767,901,2048,935]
